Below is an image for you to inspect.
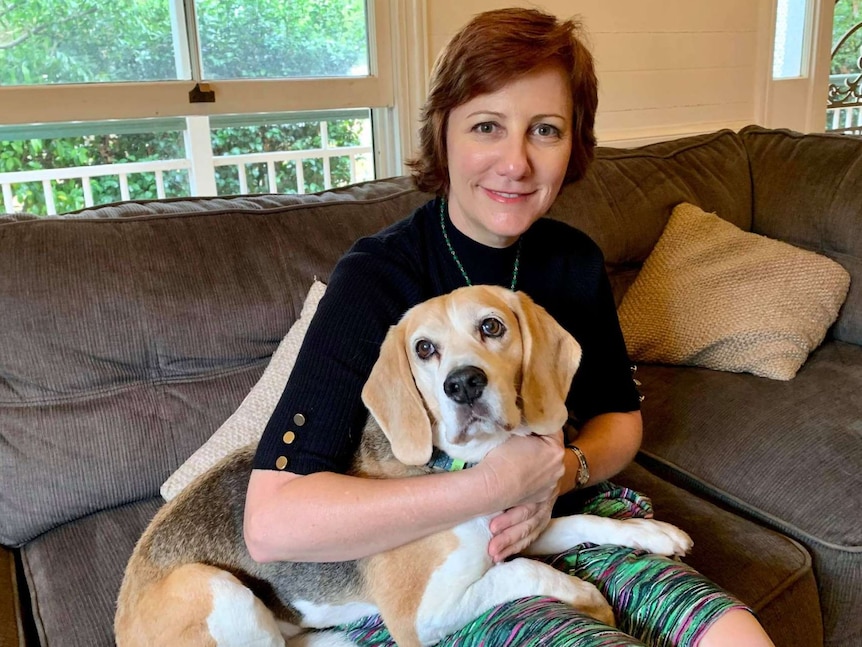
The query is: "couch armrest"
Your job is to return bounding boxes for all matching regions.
[0,545,25,646]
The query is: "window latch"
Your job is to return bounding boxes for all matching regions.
[189,83,215,103]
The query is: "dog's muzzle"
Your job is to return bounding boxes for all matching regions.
[444,366,488,405]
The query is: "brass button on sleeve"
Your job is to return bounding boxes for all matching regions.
[283,431,296,444]
[293,413,306,426]
[275,456,288,470]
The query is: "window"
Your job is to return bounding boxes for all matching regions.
[773,0,812,79]
[0,0,395,215]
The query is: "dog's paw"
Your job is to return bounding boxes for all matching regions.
[621,519,693,557]
[564,578,616,628]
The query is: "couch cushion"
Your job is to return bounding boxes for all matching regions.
[20,497,162,647]
[618,202,850,380]
[19,467,820,647]
[741,126,862,345]
[161,279,326,501]
[0,178,431,546]
[637,340,862,644]
[548,129,753,304]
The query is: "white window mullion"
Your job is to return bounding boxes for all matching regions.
[41,180,56,216]
[82,176,94,207]
[2,183,14,213]
[119,174,131,201]
[169,0,193,79]
[155,170,166,198]
[238,164,249,194]
[184,115,218,196]
[266,162,278,193]
[181,0,204,80]
[296,160,306,194]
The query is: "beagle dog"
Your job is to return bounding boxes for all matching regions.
[115,285,692,647]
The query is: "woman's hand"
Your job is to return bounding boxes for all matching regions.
[478,430,565,562]
[487,497,557,563]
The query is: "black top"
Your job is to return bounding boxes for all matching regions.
[253,197,640,474]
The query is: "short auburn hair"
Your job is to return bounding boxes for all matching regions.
[408,8,598,195]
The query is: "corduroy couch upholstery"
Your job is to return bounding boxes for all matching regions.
[1,125,859,647]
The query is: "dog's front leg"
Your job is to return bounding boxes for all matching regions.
[523,515,693,557]
[415,556,614,645]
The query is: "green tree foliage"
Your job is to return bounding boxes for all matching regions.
[833,0,862,74]
[0,0,175,84]
[0,0,368,215]
[197,0,367,78]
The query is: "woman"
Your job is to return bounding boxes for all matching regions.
[245,8,774,646]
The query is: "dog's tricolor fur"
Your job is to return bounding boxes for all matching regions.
[116,285,692,647]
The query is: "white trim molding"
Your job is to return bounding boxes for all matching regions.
[387,0,429,175]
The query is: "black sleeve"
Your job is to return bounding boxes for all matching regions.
[253,236,423,474]
[565,255,642,425]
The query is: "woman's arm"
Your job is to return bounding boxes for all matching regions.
[560,410,642,493]
[244,431,566,563]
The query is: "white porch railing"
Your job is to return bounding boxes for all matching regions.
[1,145,372,216]
[0,159,193,216]
[0,117,373,216]
[826,104,862,135]
[212,144,372,195]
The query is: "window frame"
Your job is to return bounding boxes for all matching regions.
[0,0,394,125]
[759,0,837,132]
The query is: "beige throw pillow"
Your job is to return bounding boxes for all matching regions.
[161,280,327,501]
[618,203,850,380]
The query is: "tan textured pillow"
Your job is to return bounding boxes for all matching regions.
[618,203,850,381]
[161,280,327,500]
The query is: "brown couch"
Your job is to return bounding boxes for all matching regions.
[1,125,859,646]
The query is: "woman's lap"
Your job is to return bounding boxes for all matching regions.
[328,484,748,647]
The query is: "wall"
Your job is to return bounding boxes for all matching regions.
[423,0,775,146]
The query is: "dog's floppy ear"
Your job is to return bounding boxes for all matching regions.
[509,291,582,436]
[361,322,433,466]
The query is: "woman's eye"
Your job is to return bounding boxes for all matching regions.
[534,123,560,137]
[480,317,506,338]
[415,339,437,360]
[474,122,497,134]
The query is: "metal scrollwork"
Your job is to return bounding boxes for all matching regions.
[828,22,862,108]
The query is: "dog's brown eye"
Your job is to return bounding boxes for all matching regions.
[415,339,437,360]
[480,317,506,338]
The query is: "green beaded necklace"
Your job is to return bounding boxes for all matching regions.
[439,198,522,291]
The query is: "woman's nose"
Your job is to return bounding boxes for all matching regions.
[496,136,530,179]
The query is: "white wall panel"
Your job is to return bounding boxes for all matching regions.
[425,1,774,145]
[592,33,757,72]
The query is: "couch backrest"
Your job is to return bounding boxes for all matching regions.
[0,178,431,546]
[549,129,753,303]
[741,125,862,345]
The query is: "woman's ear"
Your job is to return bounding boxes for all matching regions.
[510,291,581,435]
[361,323,432,465]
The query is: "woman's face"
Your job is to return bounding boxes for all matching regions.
[445,65,573,248]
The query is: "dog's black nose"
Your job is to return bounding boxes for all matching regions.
[444,366,488,405]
